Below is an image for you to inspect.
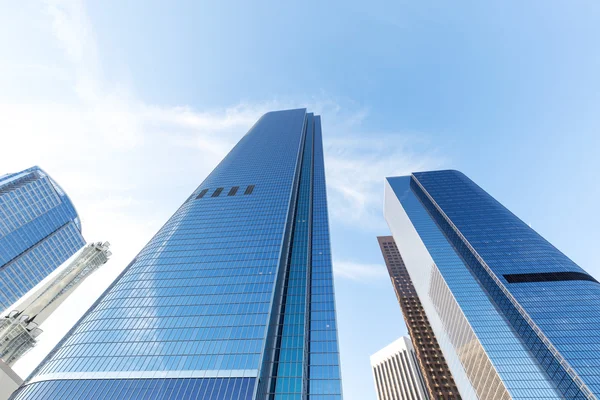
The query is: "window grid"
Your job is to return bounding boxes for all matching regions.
[386,171,600,400]
[0,167,84,311]
[412,171,599,398]
[14,110,343,400]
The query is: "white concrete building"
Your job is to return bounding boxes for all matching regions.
[371,336,429,400]
[0,242,111,366]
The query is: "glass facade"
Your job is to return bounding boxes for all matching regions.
[0,166,85,312]
[11,109,342,400]
[384,170,600,399]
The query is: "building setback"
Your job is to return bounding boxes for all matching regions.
[10,109,343,400]
[371,336,429,400]
[377,236,460,399]
[384,170,600,400]
[0,167,85,312]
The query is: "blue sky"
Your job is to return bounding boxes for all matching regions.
[2,1,600,399]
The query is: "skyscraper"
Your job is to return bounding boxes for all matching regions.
[377,236,459,399]
[371,336,428,400]
[384,170,600,400]
[11,109,343,400]
[0,167,85,312]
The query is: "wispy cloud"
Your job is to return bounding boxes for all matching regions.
[323,120,445,230]
[2,2,444,235]
[333,260,389,281]
[5,0,443,374]
[0,1,444,284]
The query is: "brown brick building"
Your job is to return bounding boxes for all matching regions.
[377,236,461,400]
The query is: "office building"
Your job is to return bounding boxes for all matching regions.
[371,336,428,400]
[11,109,343,400]
[0,242,111,365]
[377,236,459,399]
[0,167,85,312]
[384,170,600,399]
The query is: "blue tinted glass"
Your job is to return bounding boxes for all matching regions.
[387,170,600,399]
[0,166,85,311]
[13,110,343,400]
[389,176,558,399]
[307,116,342,399]
[10,378,255,400]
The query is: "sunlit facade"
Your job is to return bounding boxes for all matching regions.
[384,170,600,400]
[0,242,111,366]
[370,336,428,400]
[0,167,85,312]
[11,109,343,400]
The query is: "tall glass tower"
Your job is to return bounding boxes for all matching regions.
[0,167,85,312]
[384,170,600,400]
[11,109,343,400]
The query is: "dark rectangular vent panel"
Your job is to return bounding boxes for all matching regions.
[212,188,224,197]
[228,186,239,196]
[504,271,598,284]
[196,189,209,199]
[244,185,255,195]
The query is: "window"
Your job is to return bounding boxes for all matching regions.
[228,186,239,196]
[244,185,255,195]
[212,187,224,197]
[504,271,598,284]
[195,189,209,199]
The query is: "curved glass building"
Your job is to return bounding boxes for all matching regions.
[11,109,343,400]
[0,166,85,312]
[384,170,600,400]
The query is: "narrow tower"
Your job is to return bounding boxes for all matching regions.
[377,236,459,399]
[0,242,111,366]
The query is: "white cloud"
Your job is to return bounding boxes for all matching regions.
[3,0,443,376]
[333,260,389,281]
[323,127,445,230]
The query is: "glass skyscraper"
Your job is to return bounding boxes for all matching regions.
[0,166,85,312]
[11,109,343,400]
[384,170,600,400]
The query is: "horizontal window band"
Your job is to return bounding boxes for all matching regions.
[26,369,259,385]
[503,271,598,284]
